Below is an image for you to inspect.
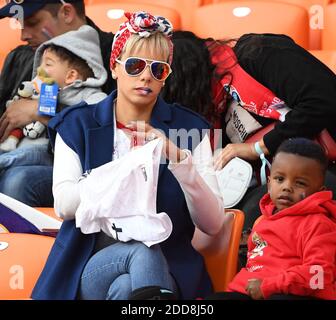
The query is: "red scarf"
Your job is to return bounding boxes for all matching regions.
[208,42,287,126]
[116,121,139,147]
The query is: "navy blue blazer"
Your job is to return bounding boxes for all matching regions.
[32,90,213,300]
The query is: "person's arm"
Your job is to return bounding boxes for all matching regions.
[53,133,83,220]
[260,221,336,299]
[215,42,336,168]
[0,45,34,116]
[238,38,336,155]
[213,140,266,170]
[127,121,225,235]
[168,150,225,236]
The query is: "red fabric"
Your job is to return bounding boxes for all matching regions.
[10,128,24,139]
[207,42,285,124]
[110,11,173,68]
[116,121,132,130]
[116,121,139,147]
[228,191,336,299]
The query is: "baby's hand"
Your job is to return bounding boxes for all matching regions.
[245,278,264,300]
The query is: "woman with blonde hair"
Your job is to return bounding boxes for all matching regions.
[31,12,225,300]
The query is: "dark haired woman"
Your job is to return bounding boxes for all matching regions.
[162,31,336,229]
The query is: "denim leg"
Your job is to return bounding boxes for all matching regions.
[106,274,132,300]
[0,165,53,206]
[0,145,52,170]
[79,241,176,300]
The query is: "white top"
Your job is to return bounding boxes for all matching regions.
[53,129,225,236]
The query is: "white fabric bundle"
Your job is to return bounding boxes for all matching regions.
[75,138,172,247]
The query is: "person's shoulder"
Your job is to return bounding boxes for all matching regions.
[10,44,33,53]
[86,17,114,42]
[299,211,336,236]
[3,44,34,64]
[169,102,211,129]
[235,33,299,54]
[239,33,295,44]
[48,101,94,129]
[62,101,93,117]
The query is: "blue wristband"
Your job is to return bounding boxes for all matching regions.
[254,142,271,185]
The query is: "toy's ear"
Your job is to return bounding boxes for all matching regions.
[65,69,81,85]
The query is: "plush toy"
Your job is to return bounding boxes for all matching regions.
[0,67,55,152]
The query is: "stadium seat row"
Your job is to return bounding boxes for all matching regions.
[0,208,244,299]
[1,1,336,71]
[83,0,336,49]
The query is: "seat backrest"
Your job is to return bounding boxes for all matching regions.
[322,3,336,50]
[85,0,199,29]
[34,207,61,221]
[208,0,329,49]
[0,233,54,299]
[192,209,245,291]
[309,50,336,73]
[0,18,24,70]
[245,123,336,161]
[190,1,309,49]
[85,2,181,33]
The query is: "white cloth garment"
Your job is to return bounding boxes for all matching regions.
[75,138,173,247]
[53,132,225,236]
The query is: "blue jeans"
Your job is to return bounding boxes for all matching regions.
[78,241,177,300]
[0,165,53,206]
[0,144,53,170]
[0,145,54,206]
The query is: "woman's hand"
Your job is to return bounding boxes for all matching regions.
[214,140,269,170]
[214,143,257,170]
[126,121,186,163]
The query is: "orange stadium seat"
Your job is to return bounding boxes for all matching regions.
[84,0,199,29]
[190,1,310,49]
[192,209,245,291]
[0,233,54,299]
[206,0,330,49]
[309,50,336,73]
[0,17,24,70]
[322,3,336,50]
[34,207,62,221]
[209,0,330,5]
[85,2,181,33]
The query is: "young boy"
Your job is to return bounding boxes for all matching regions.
[213,138,336,300]
[0,25,107,171]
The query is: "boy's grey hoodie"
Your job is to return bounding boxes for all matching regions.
[33,25,108,106]
[17,25,108,149]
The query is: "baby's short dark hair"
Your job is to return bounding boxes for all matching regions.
[275,138,328,175]
[44,44,94,81]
